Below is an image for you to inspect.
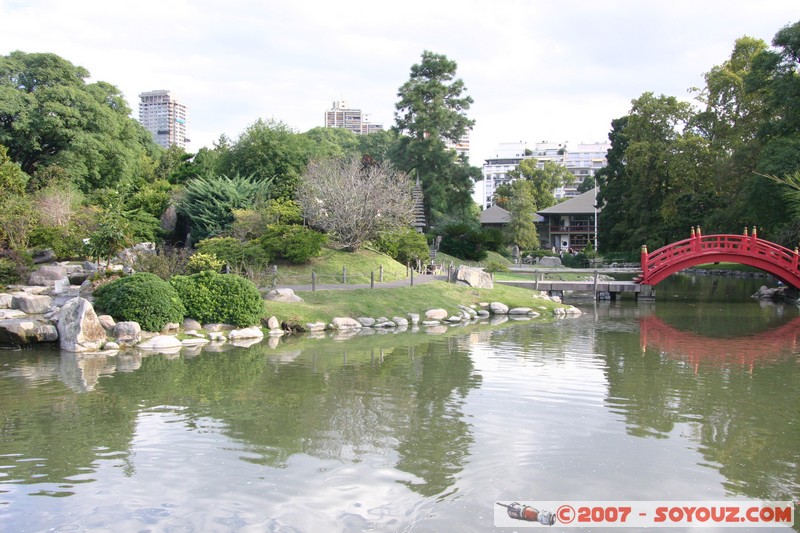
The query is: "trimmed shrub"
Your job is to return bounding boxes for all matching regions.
[93,272,185,332]
[195,237,271,273]
[186,252,224,274]
[374,227,430,265]
[260,224,327,264]
[170,270,264,327]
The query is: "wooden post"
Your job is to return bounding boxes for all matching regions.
[410,268,415,286]
[640,245,648,279]
[379,264,384,282]
[342,266,347,284]
[371,271,375,289]
[271,264,278,288]
[534,269,539,290]
[593,270,598,300]
[312,271,316,291]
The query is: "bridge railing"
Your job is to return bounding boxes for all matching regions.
[640,227,800,283]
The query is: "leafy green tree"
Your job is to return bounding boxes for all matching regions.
[0,194,37,250]
[0,51,158,192]
[303,126,360,159]
[176,174,274,243]
[220,119,310,200]
[374,227,430,265]
[392,51,482,224]
[506,159,574,210]
[501,180,540,250]
[0,143,28,194]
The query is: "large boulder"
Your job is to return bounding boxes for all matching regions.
[114,321,142,346]
[489,302,509,315]
[12,293,53,314]
[228,327,264,340]
[0,318,58,345]
[538,256,563,267]
[265,288,304,303]
[425,308,449,320]
[28,265,68,287]
[57,297,107,352]
[454,265,493,289]
[331,317,362,330]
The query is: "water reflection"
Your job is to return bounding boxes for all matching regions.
[640,314,800,369]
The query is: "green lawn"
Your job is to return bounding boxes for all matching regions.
[270,247,410,286]
[265,280,563,326]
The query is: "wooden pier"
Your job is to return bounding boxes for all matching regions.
[497,269,654,301]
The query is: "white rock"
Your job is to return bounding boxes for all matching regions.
[229,327,265,340]
[489,302,509,315]
[137,335,182,350]
[331,317,363,330]
[425,308,448,320]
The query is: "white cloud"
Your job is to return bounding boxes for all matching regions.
[1,0,797,165]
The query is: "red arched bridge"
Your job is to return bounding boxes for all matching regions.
[637,227,800,288]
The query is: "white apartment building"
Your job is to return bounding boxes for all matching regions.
[138,90,189,149]
[324,100,383,134]
[478,140,610,209]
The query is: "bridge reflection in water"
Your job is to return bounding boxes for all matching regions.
[639,314,800,372]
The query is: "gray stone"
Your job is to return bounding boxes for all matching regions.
[421,320,441,327]
[267,329,285,337]
[161,322,180,334]
[103,341,120,351]
[454,265,493,289]
[357,317,376,327]
[0,309,27,320]
[203,323,234,332]
[208,331,226,341]
[476,310,490,318]
[0,293,11,309]
[0,318,58,345]
[305,322,326,332]
[57,297,107,352]
[11,293,52,314]
[538,256,563,267]
[228,327,264,340]
[114,321,142,346]
[407,313,420,326]
[28,265,68,286]
[183,318,202,331]
[565,306,582,316]
[266,316,280,330]
[98,314,116,332]
[331,317,362,330]
[32,249,56,264]
[265,288,304,303]
[392,316,409,327]
[508,307,533,315]
[489,302,509,315]
[458,304,478,317]
[374,321,396,328]
[425,308,448,320]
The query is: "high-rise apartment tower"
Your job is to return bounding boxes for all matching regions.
[138,90,189,149]
[324,100,383,134]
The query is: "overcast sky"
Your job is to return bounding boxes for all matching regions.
[1,0,798,166]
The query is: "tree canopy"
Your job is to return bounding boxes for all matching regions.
[391,51,481,225]
[0,51,159,192]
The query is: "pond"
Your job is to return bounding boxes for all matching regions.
[0,273,798,532]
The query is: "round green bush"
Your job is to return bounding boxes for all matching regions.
[260,224,327,264]
[93,272,185,332]
[170,270,264,327]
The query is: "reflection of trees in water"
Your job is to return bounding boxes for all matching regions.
[1,334,483,500]
[600,317,800,502]
[0,352,137,492]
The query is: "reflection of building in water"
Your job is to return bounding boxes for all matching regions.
[639,315,800,371]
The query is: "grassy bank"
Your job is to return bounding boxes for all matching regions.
[265,280,563,326]
[271,247,411,286]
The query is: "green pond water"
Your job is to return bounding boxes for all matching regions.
[0,273,798,532]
